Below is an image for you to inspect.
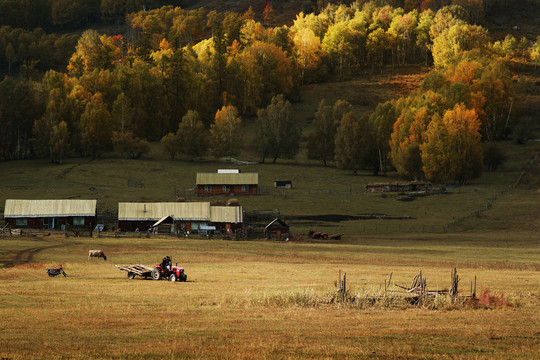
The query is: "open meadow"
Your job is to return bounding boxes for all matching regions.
[0,233,538,359]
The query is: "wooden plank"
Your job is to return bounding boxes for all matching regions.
[116,264,153,276]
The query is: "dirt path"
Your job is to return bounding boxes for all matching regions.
[0,238,75,268]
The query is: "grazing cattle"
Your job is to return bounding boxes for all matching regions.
[88,250,107,260]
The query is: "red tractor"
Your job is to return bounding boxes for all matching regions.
[308,230,329,239]
[151,261,187,282]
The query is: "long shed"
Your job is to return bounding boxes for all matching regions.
[4,199,97,230]
[118,202,244,233]
[196,172,258,196]
[118,202,211,232]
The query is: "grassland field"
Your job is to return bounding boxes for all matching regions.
[0,233,538,359]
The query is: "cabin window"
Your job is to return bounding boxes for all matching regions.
[16,218,27,226]
[222,185,230,192]
[43,218,49,226]
[242,185,249,192]
[73,217,85,226]
[204,185,212,192]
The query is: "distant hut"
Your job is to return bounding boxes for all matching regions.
[3,199,97,230]
[264,218,290,240]
[274,180,292,189]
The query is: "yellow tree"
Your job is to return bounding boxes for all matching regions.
[210,105,242,158]
[431,23,489,68]
[293,28,323,83]
[322,21,354,79]
[421,104,483,184]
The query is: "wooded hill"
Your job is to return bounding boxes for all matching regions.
[0,0,539,185]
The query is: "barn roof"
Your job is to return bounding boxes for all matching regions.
[265,218,289,229]
[196,172,258,185]
[152,215,174,227]
[118,202,211,221]
[210,206,243,224]
[4,199,97,218]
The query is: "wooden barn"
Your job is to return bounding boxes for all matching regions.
[196,172,258,196]
[118,202,244,234]
[264,218,290,240]
[4,199,97,230]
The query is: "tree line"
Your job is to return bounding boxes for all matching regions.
[0,1,536,185]
[0,0,185,30]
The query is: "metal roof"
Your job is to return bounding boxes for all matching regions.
[118,202,211,221]
[196,172,258,185]
[265,218,289,229]
[4,199,97,218]
[210,206,243,224]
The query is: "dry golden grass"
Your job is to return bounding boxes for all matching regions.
[0,234,538,359]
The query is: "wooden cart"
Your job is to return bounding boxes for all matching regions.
[115,264,154,279]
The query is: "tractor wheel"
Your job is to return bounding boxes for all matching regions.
[169,273,177,282]
[180,274,187,282]
[151,268,161,280]
[322,234,328,239]
[127,272,136,279]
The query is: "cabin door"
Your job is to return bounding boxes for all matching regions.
[43,217,57,229]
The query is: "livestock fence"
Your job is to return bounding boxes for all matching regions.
[445,151,539,231]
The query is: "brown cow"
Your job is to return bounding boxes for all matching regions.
[88,250,107,260]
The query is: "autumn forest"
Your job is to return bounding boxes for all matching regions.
[0,0,538,185]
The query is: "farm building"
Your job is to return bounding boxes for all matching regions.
[264,218,290,240]
[196,171,258,196]
[151,216,175,234]
[3,199,97,230]
[117,202,243,233]
[210,206,244,233]
[274,180,292,189]
[365,182,431,193]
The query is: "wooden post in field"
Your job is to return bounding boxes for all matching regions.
[342,273,347,302]
[450,268,460,296]
[385,272,392,292]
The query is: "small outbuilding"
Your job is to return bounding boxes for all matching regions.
[4,199,97,230]
[274,180,292,189]
[264,218,290,240]
[151,215,175,234]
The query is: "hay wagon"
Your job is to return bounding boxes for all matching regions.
[115,264,154,279]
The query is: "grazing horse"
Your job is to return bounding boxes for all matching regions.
[88,250,107,260]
